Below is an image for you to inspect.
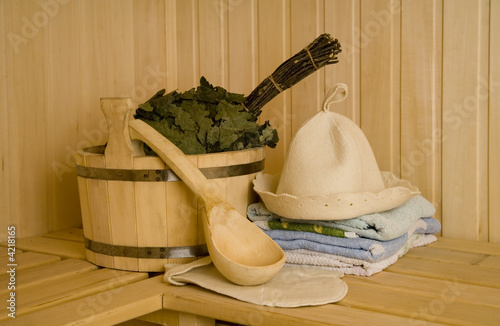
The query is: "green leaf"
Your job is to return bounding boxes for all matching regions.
[150,90,178,108]
[138,102,154,112]
[200,76,213,89]
[214,100,253,122]
[259,121,279,148]
[169,106,196,131]
[153,103,174,119]
[135,108,161,121]
[144,120,183,147]
[145,89,166,102]
[207,127,220,145]
[224,92,245,104]
[180,88,197,100]
[177,131,206,154]
[219,125,240,149]
[134,76,280,155]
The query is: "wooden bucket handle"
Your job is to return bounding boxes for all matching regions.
[101,97,144,169]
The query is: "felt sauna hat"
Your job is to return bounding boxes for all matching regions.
[253,83,420,220]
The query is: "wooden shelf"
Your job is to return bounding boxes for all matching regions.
[1,230,499,325]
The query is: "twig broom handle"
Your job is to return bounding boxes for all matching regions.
[243,34,341,117]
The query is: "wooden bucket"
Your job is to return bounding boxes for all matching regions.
[74,98,265,272]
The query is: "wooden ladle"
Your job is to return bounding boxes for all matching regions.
[128,119,286,286]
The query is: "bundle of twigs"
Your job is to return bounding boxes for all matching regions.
[244,33,341,117]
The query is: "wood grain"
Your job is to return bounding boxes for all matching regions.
[134,156,169,271]
[1,236,85,260]
[442,0,490,241]
[400,0,442,227]
[162,284,438,326]
[228,0,258,96]
[489,0,500,242]
[324,0,360,124]
[3,276,167,326]
[290,0,325,139]
[257,0,291,174]
[0,259,97,296]
[0,1,11,240]
[0,268,148,321]
[0,252,60,275]
[1,0,500,244]
[198,0,228,87]
[359,0,401,175]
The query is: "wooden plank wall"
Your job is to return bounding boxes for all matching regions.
[1,0,498,242]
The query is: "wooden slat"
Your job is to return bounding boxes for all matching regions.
[1,236,85,260]
[227,0,258,96]
[429,237,500,255]
[340,281,500,326]
[477,255,500,269]
[0,252,59,275]
[134,156,168,271]
[441,0,489,241]
[404,246,489,265]
[104,98,139,272]
[45,0,82,232]
[0,247,21,257]
[490,0,500,242]
[162,284,446,326]
[42,228,84,243]
[289,0,325,138]
[3,276,167,326]
[4,0,50,238]
[131,0,168,107]
[198,0,228,87]
[116,320,163,326]
[179,312,215,326]
[0,268,147,320]
[324,0,360,124]
[359,0,401,175]
[345,271,500,309]
[0,259,97,296]
[386,256,500,289]
[165,156,199,266]
[400,0,442,226]
[75,154,92,251]
[223,150,254,216]
[137,310,180,325]
[104,0,135,95]
[0,1,10,242]
[85,153,110,267]
[77,0,111,144]
[175,0,199,91]
[165,0,178,92]
[257,0,290,174]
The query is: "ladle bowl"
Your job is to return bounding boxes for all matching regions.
[129,119,286,286]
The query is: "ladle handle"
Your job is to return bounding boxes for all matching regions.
[128,119,209,198]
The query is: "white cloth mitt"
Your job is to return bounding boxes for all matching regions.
[164,256,348,308]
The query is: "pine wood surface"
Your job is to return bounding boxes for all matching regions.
[1,0,499,244]
[1,229,499,325]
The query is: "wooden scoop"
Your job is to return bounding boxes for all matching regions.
[128,119,286,286]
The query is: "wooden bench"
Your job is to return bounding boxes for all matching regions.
[1,228,499,325]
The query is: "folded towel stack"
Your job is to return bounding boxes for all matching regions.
[247,195,441,276]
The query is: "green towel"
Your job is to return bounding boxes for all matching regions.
[267,220,347,238]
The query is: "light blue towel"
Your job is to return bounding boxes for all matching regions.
[262,217,441,262]
[248,195,436,241]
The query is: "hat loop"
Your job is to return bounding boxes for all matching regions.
[322,83,349,112]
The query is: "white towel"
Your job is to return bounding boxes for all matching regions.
[284,233,437,276]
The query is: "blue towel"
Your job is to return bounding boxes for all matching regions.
[262,217,441,262]
[248,195,436,241]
